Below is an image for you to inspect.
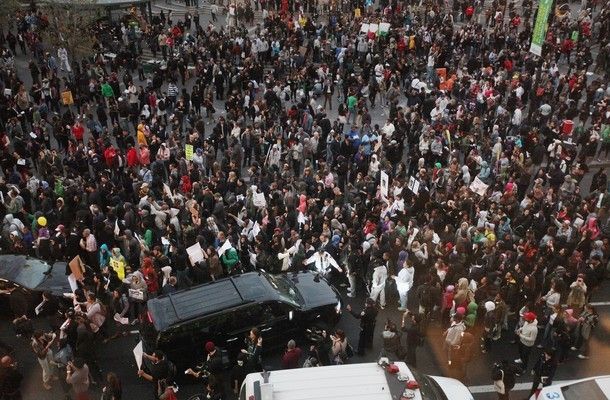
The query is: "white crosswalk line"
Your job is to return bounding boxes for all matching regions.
[468,380,574,394]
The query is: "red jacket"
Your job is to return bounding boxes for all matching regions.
[72,123,84,141]
[126,147,139,167]
[103,146,117,167]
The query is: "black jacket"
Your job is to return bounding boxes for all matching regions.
[533,354,557,383]
[350,305,378,329]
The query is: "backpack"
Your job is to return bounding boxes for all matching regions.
[491,361,516,391]
[158,99,166,111]
[419,284,433,308]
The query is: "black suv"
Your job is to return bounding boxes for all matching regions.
[142,271,342,369]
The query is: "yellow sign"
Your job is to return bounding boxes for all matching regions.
[61,90,74,105]
[185,144,194,161]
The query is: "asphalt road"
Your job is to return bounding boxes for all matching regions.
[1,278,610,400]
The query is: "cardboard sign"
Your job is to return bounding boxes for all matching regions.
[185,144,194,161]
[68,255,85,280]
[61,90,74,105]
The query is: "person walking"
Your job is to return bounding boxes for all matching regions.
[491,360,516,400]
[401,312,423,367]
[572,304,598,359]
[31,330,57,390]
[515,312,538,374]
[527,349,558,399]
[443,313,466,365]
[346,298,378,356]
[66,358,90,400]
[369,263,388,309]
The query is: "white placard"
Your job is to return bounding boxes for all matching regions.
[412,180,420,195]
[469,176,489,196]
[67,273,78,292]
[186,242,205,265]
[133,341,143,370]
[114,313,129,325]
[380,171,389,198]
[360,23,370,33]
[379,22,390,33]
[250,221,261,240]
[217,240,232,258]
[253,192,266,208]
[35,300,45,315]
[369,23,379,33]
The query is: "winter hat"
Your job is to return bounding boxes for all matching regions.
[484,301,496,312]
[446,285,455,293]
[524,312,537,322]
[456,307,466,315]
[205,341,216,353]
[398,250,409,266]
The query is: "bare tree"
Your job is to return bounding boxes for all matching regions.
[40,0,99,60]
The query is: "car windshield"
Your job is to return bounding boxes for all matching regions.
[13,258,49,289]
[263,274,304,307]
[411,370,448,400]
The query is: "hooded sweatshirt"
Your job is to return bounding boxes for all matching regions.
[518,319,538,347]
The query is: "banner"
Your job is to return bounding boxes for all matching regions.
[529,0,553,56]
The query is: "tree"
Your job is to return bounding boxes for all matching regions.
[40,0,100,61]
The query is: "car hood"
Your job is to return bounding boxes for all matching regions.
[291,272,340,309]
[429,376,475,400]
[35,262,73,296]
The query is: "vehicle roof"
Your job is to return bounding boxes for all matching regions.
[147,272,278,332]
[242,362,420,400]
[0,254,32,282]
[535,376,610,400]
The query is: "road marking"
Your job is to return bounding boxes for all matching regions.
[468,380,573,393]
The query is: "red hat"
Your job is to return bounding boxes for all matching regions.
[524,312,537,322]
[205,341,216,353]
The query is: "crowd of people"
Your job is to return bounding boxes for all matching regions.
[0,0,609,398]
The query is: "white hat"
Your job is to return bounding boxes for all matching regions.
[484,301,496,312]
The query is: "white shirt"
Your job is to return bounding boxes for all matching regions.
[371,265,388,288]
[395,266,414,295]
[304,251,342,274]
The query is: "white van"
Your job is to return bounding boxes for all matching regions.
[239,360,474,400]
[530,375,610,400]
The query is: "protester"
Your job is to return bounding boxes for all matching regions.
[0,0,608,396]
[0,355,23,400]
[527,349,558,399]
[346,297,378,356]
